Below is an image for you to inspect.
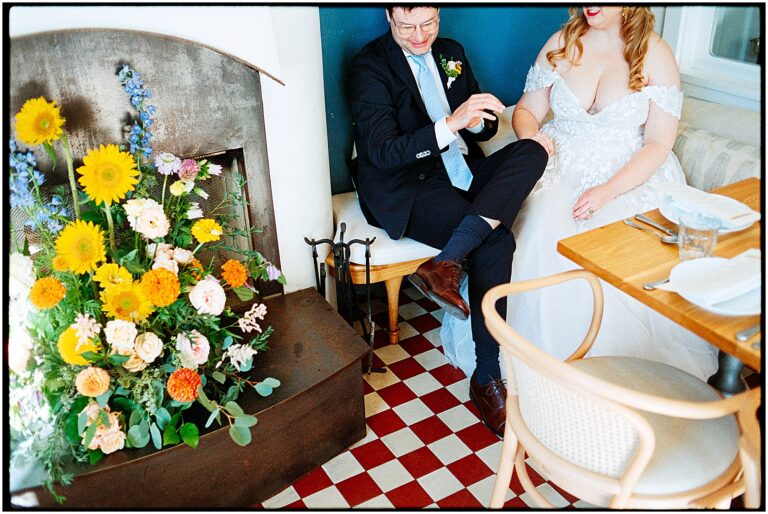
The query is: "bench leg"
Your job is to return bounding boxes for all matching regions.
[384,276,403,345]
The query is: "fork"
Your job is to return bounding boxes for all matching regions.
[623,220,678,244]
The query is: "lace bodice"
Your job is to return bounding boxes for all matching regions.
[523,64,685,210]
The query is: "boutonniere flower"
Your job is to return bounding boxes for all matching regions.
[439,54,462,89]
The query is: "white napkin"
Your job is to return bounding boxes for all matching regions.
[657,183,760,229]
[657,249,761,305]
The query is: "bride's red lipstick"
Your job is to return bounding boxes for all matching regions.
[585,8,600,17]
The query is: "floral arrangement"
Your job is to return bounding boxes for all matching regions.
[439,54,462,89]
[8,65,285,501]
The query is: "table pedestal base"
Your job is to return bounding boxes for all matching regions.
[708,351,746,396]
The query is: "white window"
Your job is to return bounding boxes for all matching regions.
[661,6,760,111]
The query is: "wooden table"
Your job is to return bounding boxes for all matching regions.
[557,178,761,373]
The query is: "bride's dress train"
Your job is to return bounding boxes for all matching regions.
[440,64,718,382]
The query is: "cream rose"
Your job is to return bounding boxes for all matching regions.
[172,247,194,264]
[135,204,170,240]
[104,320,137,355]
[75,367,111,397]
[152,257,179,275]
[147,242,174,261]
[175,330,210,369]
[188,276,226,316]
[134,332,163,363]
[123,198,156,228]
[9,252,35,296]
[98,429,126,454]
[122,353,149,373]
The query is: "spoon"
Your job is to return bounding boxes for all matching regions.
[623,219,678,244]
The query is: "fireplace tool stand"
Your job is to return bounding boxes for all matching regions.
[305,223,385,374]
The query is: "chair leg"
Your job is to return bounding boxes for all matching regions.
[384,276,403,345]
[490,422,517,508]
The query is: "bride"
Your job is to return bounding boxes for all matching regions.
[441,6,718,381]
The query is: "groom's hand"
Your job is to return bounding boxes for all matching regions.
[447,94,505,134]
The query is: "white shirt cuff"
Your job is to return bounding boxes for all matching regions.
[434,117,457,149]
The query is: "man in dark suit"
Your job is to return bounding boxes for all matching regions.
[348,6,549,436]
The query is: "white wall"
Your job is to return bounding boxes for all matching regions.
[9,5,333,293]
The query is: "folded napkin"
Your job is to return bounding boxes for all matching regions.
[657,183,760,229]
[657,248,761,305]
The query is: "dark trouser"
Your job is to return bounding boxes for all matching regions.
[403,139,548,377]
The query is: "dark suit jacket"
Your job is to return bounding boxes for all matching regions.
[348,32,499,240]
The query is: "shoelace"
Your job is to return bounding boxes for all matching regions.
[484,378,507,396]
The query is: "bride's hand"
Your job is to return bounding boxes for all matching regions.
[528,131,554,156]
[573,185,612,220]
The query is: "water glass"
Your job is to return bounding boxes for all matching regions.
[678,211,721,260]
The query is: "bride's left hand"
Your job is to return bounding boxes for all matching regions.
[573,185,612,220]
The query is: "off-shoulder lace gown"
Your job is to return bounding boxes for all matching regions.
[441,64,718,381]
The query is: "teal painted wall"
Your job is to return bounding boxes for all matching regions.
[320,6,569,194]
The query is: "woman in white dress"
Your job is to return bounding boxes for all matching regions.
[441,6,718,381]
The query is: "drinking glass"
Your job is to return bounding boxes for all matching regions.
[678,211,721,260]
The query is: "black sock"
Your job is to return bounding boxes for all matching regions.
[435,215,494,263]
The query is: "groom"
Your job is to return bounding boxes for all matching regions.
[347,6,548,436]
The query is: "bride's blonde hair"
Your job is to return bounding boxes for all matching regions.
[546,7,655,91]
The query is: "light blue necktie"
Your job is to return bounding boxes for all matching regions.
[410,54,473,191]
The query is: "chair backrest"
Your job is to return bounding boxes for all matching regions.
[490,271,653,489]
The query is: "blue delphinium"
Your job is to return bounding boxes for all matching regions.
[117,64,156,163]
[9,138,69,234]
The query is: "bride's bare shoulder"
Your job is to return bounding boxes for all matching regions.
[644,33,681,86]
[534,30,566,70]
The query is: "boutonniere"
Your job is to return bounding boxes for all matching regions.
[439,54,462,89]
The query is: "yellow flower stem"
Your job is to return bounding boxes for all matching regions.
[191,243,204,256]
[88,270,99,302]
[61,133,81,219]
[103,203,116,251]
[161,174,168,208]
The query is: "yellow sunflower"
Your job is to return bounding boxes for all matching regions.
[55,220,106,274]
[94,263,133,289]
[101,282,154,322]
[191,219,223,243]
[77,144,139,205]
[58,326,101,366]
[15,97,65,146]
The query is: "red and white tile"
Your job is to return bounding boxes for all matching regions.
[257,284,583,509]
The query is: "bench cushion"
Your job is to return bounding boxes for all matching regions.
[332,192,439,266]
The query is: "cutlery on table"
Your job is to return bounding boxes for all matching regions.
[736,324,761,342]
[635,213,678,237]
[643,277,670,290]
[623,220,678,244]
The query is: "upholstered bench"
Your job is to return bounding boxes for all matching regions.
[327,192,439,344]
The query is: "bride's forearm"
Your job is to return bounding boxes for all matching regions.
[603,142,672,198]
[511,106,541,139]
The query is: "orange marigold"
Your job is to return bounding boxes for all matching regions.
[140,268,180,307]
[166,368,202,403]
[187,258,205,281]
[29,276,66,309]
[52,255,69,272]
[221,259,248,288]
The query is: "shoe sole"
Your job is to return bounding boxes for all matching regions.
[408,273,469,321]
[469,387,504,439]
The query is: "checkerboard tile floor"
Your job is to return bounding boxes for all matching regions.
[257,283,593,509]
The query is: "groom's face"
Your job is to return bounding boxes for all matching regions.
[387,7,440,56]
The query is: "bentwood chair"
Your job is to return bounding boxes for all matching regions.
[482,270,762,509]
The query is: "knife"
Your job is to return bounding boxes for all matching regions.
[635,213,678,237]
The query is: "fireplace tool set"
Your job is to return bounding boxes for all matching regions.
[305,224,385,374]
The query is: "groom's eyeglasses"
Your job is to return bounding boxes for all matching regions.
[391,17,439,37]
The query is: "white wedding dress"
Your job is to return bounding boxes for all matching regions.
[441,64,718,381]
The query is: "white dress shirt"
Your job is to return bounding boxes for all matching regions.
[403,49,483,156]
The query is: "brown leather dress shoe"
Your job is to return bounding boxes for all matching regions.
[469,373,507,438]
[409,258,470,320]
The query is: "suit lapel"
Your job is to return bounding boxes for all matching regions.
[430,40,460,111]
[384,34,428,116]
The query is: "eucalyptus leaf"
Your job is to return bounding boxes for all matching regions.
[261,377,282,388]
[77,411,88,435]
[83,423,98,449]
[79,351,101,362]
[205,409,221,428]
[150,423,162,450]
[222,336,233,350]
[254,382,274,397]
[228,424,252,446]
[155,408,171,431]
[128,425,150,448]
[224,401,244,417]
[179,423,199,449]
[98,409,111,427]
[95,391,111,408]
[234,415,258,428]
[129,409,143,428]
[108,353,131,366]
[212,371,226,384]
